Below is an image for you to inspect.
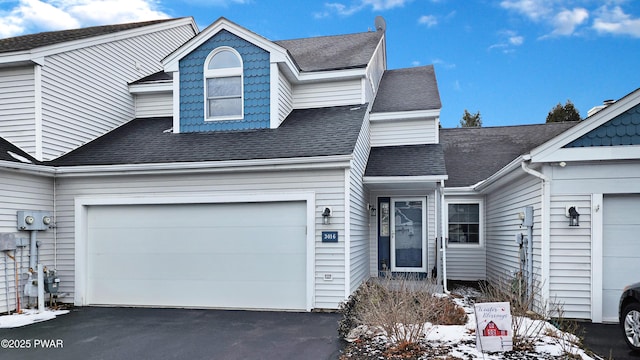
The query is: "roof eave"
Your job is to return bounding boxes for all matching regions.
[52,154,354,177]
[369,109,440,121]
[129,82,173,94]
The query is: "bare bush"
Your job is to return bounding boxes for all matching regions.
[339,273,467,345]
[478,272,578,353]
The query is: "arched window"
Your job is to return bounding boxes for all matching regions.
[204,47,243,120]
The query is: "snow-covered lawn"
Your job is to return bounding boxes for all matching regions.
[342,288,602,360]
[0,309,69,329]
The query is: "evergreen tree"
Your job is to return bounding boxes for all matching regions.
[546,100,581,123]
[459,109,482,127]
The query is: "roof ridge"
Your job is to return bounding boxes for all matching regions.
[274,29,381,43]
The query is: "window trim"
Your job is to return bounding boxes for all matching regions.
[203,46,244,121]
[445,198,484,248]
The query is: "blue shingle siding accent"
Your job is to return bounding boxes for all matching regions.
[565,104,640,147]
[179,30,270,132]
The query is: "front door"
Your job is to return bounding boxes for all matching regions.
[390,198,427,272]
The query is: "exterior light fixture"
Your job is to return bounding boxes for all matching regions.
[322,207,331,225]
[568,206,580,227]
[368,204,376,217]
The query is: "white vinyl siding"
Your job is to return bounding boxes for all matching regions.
[134,92,173,118]
[548,194,592,319]
[370,118,438,147]
[445,198,485,281]
[277,71,293,124]
[54,167,348,310]
[349,112,371,293]
[0,66,36,155]
[0,170,54,313]
[485,175,541,284]
[292,79,362,109]
[39,25,195,160]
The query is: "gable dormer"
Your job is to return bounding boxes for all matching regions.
[163,17,292,133]
[163,17,387,134]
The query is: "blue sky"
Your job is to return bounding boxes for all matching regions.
[1,0,639,128]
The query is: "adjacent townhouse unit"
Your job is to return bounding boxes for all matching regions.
[0,16,638,323]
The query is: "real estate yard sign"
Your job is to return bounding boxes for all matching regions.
[474,302,513,352]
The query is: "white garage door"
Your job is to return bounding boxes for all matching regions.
[602,195,640,322]
[86,201,308,310]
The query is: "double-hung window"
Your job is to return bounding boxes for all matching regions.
[204,47,243,120]
[447,202,482,245]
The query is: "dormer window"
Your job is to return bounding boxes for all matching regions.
[204,47,243,120]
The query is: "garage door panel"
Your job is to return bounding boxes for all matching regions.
[86,201,308,310]
[602,195,640,322]
[89,203,306,228]
[89,227,307,255]
[90,278,307,309]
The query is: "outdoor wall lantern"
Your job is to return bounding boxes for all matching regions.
[368,204,377,217]
[322,207,332,225]
[567,206,580,227]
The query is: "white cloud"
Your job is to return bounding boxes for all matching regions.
[0,0,171,38]
[509,34,524,45]
[593,5,640,37]
[65,0,170,25]
[499,0,552,21]
[362,0,411,11]
[550,7,589,36]
[319,0,411,17]
[489,29,523,53]
[500,0,593,37]
[418,14,437,27]
[432,58,455,69]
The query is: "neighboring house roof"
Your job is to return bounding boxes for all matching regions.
[0,137,39,164]
[440,122,579,188]
[0,19,181,54]
[371,66,441,113]
[129,71,173,85]
[49,104,368,166]
[365,144,446,177]
[274,31,383,72]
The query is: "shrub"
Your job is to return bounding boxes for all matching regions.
[338,273,467,345]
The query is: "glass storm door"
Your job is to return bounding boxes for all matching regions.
[390,198,427,272]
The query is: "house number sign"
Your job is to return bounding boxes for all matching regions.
[321,231,338,242]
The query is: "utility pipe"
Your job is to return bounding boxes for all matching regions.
[29,231,37,271]
[4,255,8,314]
[520,161,549,298]
[37,264,44,312]
[6,252,20,314]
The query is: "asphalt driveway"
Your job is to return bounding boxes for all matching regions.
[0,307,343,360]
[580,322,640,360]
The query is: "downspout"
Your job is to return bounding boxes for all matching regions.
[440,179,450,294]
[520,157,549,298]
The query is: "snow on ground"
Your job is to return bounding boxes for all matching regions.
[345,287,603,359]
[0,309,69,328]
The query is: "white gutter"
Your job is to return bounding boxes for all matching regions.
[520,155,550,302]
[363,175,448,184]
[440,179,450,294]
[0,160,55,176]
[53,155,353,177]
[520,154,549,182]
